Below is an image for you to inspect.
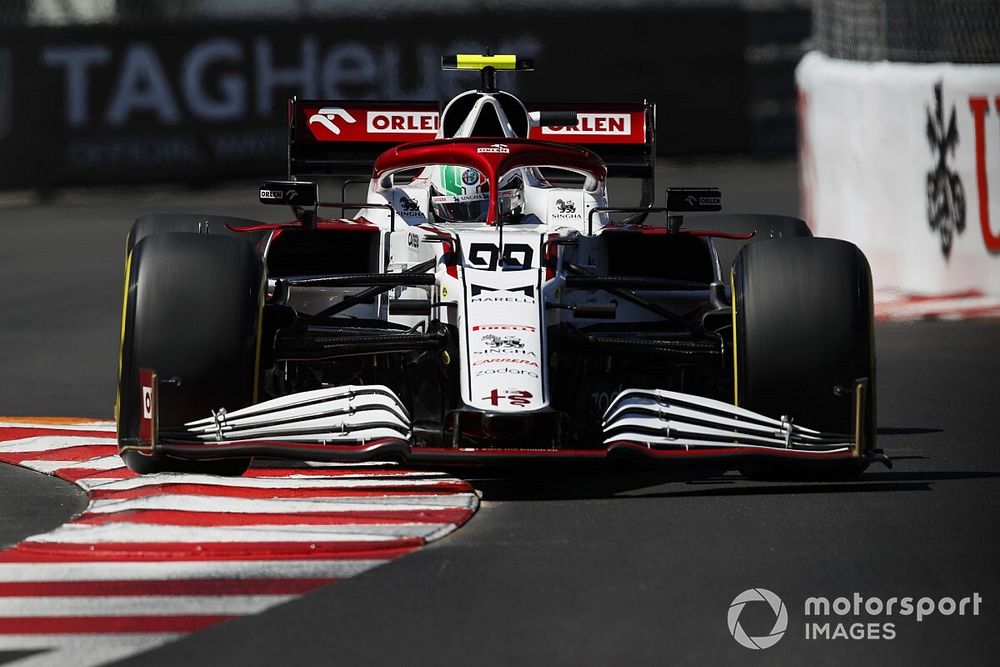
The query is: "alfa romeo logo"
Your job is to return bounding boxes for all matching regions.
[728,588,788,650]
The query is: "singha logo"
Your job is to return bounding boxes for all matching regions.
[399,195,421,216]
[482,334,525,349]
[926,81,966,257]
[555,199,576,214]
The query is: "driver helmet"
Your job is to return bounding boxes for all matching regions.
[430,165,524,223]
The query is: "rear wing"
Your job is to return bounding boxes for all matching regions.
[287,98,657,207]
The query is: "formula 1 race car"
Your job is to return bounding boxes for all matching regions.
[117,54,885,477]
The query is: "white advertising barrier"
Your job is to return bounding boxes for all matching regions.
[797,51,1000,295]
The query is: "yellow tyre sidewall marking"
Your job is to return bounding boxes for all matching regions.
[730,265,739,407]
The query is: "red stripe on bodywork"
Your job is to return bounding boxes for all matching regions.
[605,441,852,459]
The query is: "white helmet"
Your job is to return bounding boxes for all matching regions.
[429,165,524,223]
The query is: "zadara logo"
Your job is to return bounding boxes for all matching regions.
[728,588,788,650]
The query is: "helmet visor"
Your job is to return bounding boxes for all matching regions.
[431,192,490,223]
[498,188,524,221]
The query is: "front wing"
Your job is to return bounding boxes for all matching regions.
[127,375,879,468]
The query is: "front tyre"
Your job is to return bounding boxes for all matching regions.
[117,232,264,475]
[732,238,876,480]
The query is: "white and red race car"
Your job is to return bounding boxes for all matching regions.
[117,54,885,477]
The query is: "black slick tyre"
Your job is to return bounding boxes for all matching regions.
[117,232,264,475]
[731,237,876,480]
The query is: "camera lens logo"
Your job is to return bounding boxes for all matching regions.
[728,588,788,650]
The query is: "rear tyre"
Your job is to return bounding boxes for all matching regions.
[690,213,811,279]
[118,232,264,475]
[732,238,876,480]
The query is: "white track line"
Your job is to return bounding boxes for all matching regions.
[0,594,295,617]
[72,470,453,492]
[87,474,456,490]
[15,456,126,473]
[0,436,117,452]
[0,634,180,667]
[0,559,386,582]
[84,493,477,515]
[31,521,454,544]
[0,422,115,430]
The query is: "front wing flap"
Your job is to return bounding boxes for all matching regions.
[134,379,875,467]
[601,388,856,453]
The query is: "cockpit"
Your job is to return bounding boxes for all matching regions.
[427,165,529,224]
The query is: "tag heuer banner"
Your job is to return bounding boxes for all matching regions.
[0,8,803,188]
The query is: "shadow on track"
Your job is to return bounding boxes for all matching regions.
[878,426,944,435]
[446,463,999,501]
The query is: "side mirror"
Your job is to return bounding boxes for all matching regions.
[259,180,318,207]
[666,187,722,212]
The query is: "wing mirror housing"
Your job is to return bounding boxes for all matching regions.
[260,180,318,207]
[260,180,319,229]
[665,187,722,213]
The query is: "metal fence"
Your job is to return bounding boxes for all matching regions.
[812,0,1000,64]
